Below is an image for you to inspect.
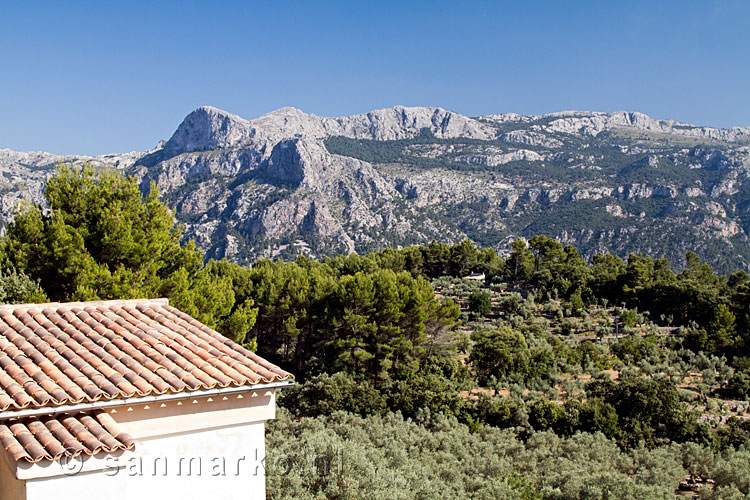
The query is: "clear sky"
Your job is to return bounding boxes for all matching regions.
[1,0,749,155]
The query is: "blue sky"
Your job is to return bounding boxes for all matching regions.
[1,1,748,155]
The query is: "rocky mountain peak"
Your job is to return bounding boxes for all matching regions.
[162,105,255,155]
[250,107,332,143]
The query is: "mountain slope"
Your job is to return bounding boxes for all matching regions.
[1,106,749,272]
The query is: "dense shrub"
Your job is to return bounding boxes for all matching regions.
[611,334,659,364]
[279,372,387,417]
[385,371,464,419]
[0,268,47,303]
[586,374,713,448]
[724,357,750,400]
[468,290,492,317]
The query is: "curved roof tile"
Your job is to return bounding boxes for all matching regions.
[0,412,136,463]
[0,299,293,412]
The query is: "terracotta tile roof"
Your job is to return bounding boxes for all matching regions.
[0,298,293,413]
[0,411,135,463]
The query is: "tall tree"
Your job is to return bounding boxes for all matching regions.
[0,164,248,336]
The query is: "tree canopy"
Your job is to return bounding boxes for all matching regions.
[0,164,255,339]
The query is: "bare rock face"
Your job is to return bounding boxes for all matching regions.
[500,130,563,149]
[612,184,678,200]
[334,106,495,140]
[541,110,750,142]
[263,139,310,187]
[251,105,496,141]
[481,113,533,124]
[163,106,256,154]
[2,105,750,271]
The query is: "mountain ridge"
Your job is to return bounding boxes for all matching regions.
[1,105,749,272]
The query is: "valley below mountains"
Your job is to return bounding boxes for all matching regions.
[2,105,750,272]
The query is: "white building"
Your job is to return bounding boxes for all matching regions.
[464,272,486,281]
[0,298,293,500]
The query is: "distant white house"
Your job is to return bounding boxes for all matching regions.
[464,272,485,281]
[0,299,293,500]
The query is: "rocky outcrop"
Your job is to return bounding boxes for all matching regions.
[252,105,496,141]
[540,111,750,142]
[499,130,563,149]
[463,148,544,166]
[164,106,256,154]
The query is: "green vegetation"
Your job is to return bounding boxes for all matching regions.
[324,132,597,182]
[2,165,750,498]
[468,290,492,317]
[266,409,692,500]
[0,164,257,342]
[0,268,47,304]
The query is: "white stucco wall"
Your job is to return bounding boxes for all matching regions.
[5,388,280,500]
[23,422,267,500]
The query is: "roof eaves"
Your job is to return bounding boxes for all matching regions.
[0,380,294,422]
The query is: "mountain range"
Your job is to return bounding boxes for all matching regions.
[1,105,749,272]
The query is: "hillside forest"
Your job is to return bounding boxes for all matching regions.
[2,165,750,499]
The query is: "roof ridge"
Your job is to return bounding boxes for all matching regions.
[0,297,170,313]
